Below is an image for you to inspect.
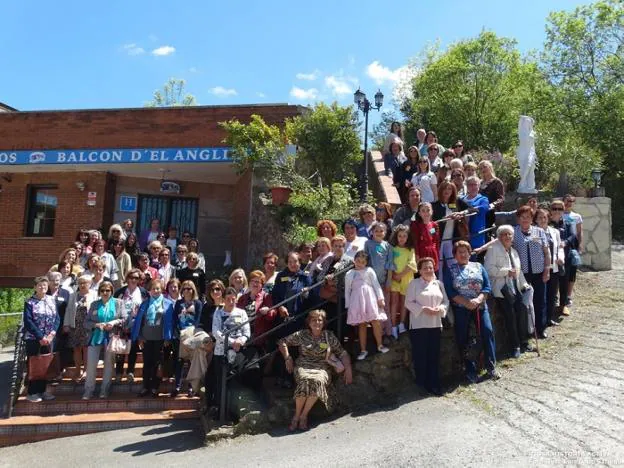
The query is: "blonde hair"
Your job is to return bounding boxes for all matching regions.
[180,280,198,300]
[229,268,248,290]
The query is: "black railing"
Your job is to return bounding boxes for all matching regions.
[218,264,352,423]
[5,322,26,418]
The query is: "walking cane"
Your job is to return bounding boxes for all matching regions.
[527,300,541,357]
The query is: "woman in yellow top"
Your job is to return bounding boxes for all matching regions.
[389,224,417,339]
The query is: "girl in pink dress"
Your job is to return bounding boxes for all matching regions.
[345,251,390,360]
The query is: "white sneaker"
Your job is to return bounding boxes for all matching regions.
[356,351,368,361]
[398,323,407,334]
[27,394,42,403]
[82,394,91,400]
[41,392,55,401]
[377,346,390,354]
[391,327,399,340]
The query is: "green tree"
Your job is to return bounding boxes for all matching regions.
[145,78,197,107]
[403,31,543,153]
[286,103,361,206]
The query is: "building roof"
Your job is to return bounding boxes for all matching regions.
[0,102,17,112]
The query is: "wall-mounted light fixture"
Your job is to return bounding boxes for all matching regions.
[76,181,86,191]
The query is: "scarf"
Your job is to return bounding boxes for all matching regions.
[146,295,164,326]
[91,299,116,344]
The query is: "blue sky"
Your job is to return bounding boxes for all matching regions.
[1,0,586,115]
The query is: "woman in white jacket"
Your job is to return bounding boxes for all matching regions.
[484,225,534,358]
[405,257,448,396]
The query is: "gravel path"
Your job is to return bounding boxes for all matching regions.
[1,247,623,467]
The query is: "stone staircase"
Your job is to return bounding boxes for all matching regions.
[0,352,200,447]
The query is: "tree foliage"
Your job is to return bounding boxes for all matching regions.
[145,78,197,107]
[403,31,543,153]
[286,103,361,205]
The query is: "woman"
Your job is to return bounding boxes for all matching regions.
[139,218,161,251]
[200,279,226,333]
[237,270,276,354]
[393,187,421,227]
[131,279,175,397]
[410,157,437,203]
[171,280,203,397]
[83,281,124,400]
[461,176,491,252]
[512,205,550,340]
[71,241,86,267]
[107,224,126,244]
[357,204,376,239]
[307,237,332,282]
[228,268,248,298]
[83,253,101,277]
[122,219,134,239]
[208,287,251,414]
[177,253,206,300]
[57,261,77,293]
[382,121,404,155]
[23,276,60,402]
[343,219,367,260]
[279,309,352,431]
[46,271,70,376]
[535,208,565,328]
[450,168,466,198]
[443,241,498,383]
[262,252,279,293]
[64,274,98,382]
[76,229,90,250]
[165,278,182,302]
[484,225,533,358]
[563,194,583,306]
[111,239,132,287]
[113,269,148,383]
[157,248,176,285]
[188,238,206,273]
[147,240,163,269]
[452,140,465,159]
[89,260,110,292]
[93,240,120,286]
[50,247,83,276]
[383,141,406,188]
[401,146,422,203]
[479,160,505,232]
[316,220,337,240]
[172,244,188,271]
[125,232,142,268]
[87,230,102,256]
[420,130,442,157]
[137,253,159,286]
[405,257,449,395]
[426,144,443,174]
[375,202,393,239]
[432,181,469,277]
[550,200,576,318]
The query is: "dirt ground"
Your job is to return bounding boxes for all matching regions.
[1,246,623,467]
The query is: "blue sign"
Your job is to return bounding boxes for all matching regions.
[0,147,231,166]
[119,195,137,212]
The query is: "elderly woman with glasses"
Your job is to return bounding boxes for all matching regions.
[113,269,148,383]
[200,279,226,333]
[83,281,125,400]
[177,252,207,300]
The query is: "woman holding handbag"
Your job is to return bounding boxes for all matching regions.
[23,276,60,403]
[83,281,125,400]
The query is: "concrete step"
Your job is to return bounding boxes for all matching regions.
[0,409,199,447]
[13,392,200,416]
[52,377,177,395]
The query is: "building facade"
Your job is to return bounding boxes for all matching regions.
[0,104,303,287]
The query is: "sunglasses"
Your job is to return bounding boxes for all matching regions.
[100,289,112,293]
[551,207,564,211]
[211,288,223,293]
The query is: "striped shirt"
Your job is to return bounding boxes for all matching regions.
[512,225,548,274]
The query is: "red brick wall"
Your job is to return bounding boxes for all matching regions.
[0,172,110,286]
[0,105,304,150]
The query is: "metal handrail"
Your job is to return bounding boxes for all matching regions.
[5,322,26,418]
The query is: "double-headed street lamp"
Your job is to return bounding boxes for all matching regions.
[354,88,383,202]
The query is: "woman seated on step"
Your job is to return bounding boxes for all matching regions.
[278,309,353,431]
[83,281,125,400]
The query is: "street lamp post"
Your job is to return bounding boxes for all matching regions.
[354,88,383,202]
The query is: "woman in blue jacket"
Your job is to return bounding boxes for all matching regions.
[132,278,175,397]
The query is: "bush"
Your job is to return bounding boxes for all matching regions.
[0,288,29,346]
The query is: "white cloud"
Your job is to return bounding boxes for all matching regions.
[324,75,354,97]
[296,70,320,81]
[209,86,238,97]
[366,60,408,85]
[122,43,145,56]
[290,86,318,100]
[256,92,266,98]
[151,45,176,56]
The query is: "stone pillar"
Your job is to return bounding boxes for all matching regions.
[574,197,611,271]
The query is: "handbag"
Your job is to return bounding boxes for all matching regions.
[325,331,345,374]
[570,249,582,267]
[28,345,60,380]
[107,334,131,354]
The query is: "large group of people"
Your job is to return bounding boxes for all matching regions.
[22,123,585,431]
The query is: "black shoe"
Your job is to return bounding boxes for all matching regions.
[426,386,444,396]
[538,330,548,339]
[170,388,180,398]
[512,347,521,359]
[187,388,195,398]
[548,320,560,327]
[150,389,159,398]
[521,343,534,353]
[138,389,150,397]
[465,372,478,385]
[482,369,501,381]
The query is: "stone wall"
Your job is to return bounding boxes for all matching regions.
[574,197,612,271]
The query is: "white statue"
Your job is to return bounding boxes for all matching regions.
[517,115,538,194]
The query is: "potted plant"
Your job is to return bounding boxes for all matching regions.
[266,155,296,205]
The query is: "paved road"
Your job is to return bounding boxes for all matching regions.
[1,248,623,467]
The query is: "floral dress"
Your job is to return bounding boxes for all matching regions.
[68,294,90,347]
[280,329,345,409]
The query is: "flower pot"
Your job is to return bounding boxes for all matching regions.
[270,186,292,206]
